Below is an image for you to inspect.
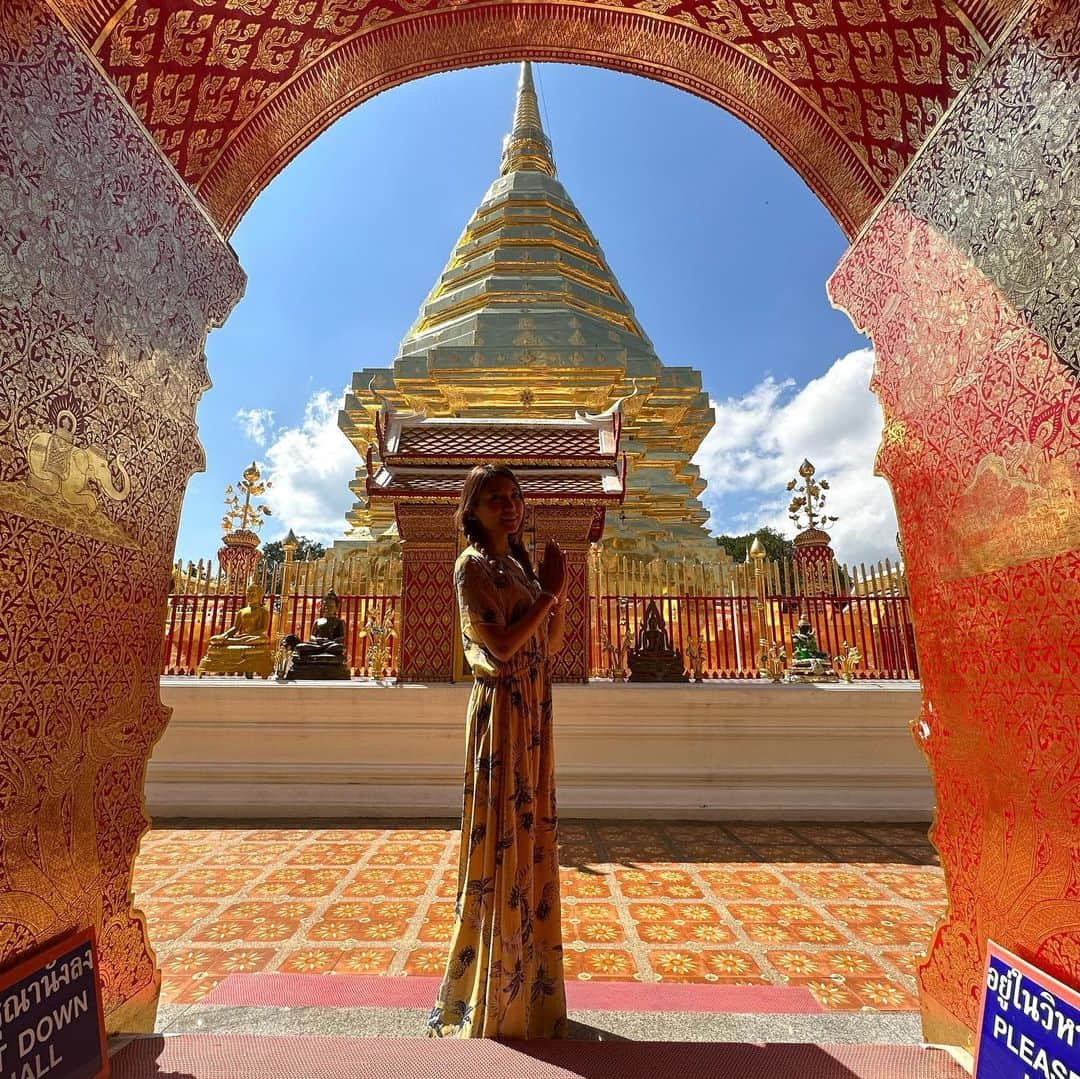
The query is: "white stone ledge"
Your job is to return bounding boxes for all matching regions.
[150,679,930,822]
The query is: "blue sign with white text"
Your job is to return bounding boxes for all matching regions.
[975,942,1080,1079]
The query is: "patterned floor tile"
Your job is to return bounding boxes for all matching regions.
[406,946,450,976]
[699,869,797,900]
[563,948,639,980]
[328,948,393,974]
[136,820,943,1014]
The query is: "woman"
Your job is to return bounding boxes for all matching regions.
[428,464,568,1039]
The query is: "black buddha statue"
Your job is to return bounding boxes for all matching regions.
[277,589,350,680]
[627,599,689,683]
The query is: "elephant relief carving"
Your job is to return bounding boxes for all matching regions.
[26,410,131,509]
[0,406,137,548]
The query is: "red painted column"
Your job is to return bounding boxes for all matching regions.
[533,505,595,683]
[395,504,458,683]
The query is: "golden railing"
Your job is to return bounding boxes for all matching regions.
[162,549,916,680]
[163,554,401,676]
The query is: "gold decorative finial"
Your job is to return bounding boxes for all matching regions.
[749,536,766,560]
[786,458,838,532]
[221,461,272,534]
[500,62,556,177]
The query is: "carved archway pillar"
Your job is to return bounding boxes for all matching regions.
[0,0,244,1033]
[829,1,1079,1050]
[395,503,458,683]
[532,505,596,684]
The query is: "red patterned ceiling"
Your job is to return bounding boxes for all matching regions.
[50,0,1015,237]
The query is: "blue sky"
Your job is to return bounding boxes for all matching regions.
[181,62,899,566]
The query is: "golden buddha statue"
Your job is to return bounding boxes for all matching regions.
[197,583,274,679]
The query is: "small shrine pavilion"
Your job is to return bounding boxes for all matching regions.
[364,396,625,682]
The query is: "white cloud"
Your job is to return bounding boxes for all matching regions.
[693,348,899,565]
[258,389,357,546]
[235,407,275,446]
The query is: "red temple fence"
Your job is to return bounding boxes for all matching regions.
[162,551,917,680]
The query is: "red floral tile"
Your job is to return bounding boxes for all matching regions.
[782,869,888,900]
[244,829,314,843]
[251,868,345,898]
[134,821,940,1013]
[317,828,384,843]
[563,948,637,980]
[153,869,261,898]
[207,948,277,975]
[566,917,624,946]
[418,901,456,943]
[203,843,293,866]
[340,869,396,898]
[368,843,446,867]
[615,870,704,900]
[307,901,415,944]
[132,868,176,891]
[788,975,917,1011]
[220,901,313,921]
[435,871,459,899]
[820,845,898,862]
[160,948,217,976]
[746,845,826,862]
[648,949,707,981]
[700,869,796,900]
[883,950,926,977]
[279,948,346,974]
[405,946,450,976]
[701,950,763,980]
[724,824,803,845]
[767,949,886,980]
[560,870,612,900]
[790,977,863,1011]
[336,948,394,974]
[288,843,368,866]
[790,826,876,845]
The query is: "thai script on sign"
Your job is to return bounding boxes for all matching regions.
[976,941,1080,1079]
[0,929,107,1079]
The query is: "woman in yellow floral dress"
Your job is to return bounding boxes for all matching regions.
[428,464,568,1039]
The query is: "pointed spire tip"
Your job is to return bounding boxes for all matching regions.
[500,61,556,177]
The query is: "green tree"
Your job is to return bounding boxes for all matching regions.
[713,526,794,563]
[261,534,326,580]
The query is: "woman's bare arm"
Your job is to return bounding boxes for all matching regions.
[468,592,557,662]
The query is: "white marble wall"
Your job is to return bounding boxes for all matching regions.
[151,681,930,821]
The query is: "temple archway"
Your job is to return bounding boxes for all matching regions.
[1,0,1075,1051]
[55,0,1014,238]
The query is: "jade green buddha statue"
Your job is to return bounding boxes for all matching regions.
[786,614,836,682]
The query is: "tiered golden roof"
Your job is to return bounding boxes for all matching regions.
[337,63,717,558]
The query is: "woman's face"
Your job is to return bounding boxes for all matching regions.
[471,475,525,542]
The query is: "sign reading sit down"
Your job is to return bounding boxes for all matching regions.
[975,941,1080,1079]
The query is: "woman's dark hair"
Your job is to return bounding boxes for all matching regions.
[455,464,536,581]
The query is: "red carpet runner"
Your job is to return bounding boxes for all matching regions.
[113,1036,968,1079]
[201,973,824,1013]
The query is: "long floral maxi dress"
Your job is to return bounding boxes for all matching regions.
[427,545,567,1039]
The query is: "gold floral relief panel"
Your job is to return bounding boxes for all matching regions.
[61,0,1003,235]
[895,0,1080,379]
[829,202,1080,1046]
[0,0,243,1026]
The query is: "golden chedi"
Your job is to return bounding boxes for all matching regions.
[336,63,717,563]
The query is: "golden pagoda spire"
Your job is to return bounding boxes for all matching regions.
[500,62,556,177]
